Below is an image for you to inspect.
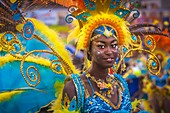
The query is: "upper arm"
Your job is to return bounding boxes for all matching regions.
[62,79,77,111]
[62,74,85,111]
[62,79,77,101]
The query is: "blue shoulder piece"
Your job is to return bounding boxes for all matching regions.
[114,74,130,96]
[114,74,132,112]
[71,74,85,111]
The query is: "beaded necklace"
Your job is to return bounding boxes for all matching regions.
[86,73,117,98]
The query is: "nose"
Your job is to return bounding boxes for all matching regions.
[105,47,113,55]
[105,46,118,56]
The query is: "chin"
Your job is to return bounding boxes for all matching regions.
[104,64,114,69]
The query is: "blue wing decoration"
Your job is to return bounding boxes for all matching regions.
[0,0,78,113]
[0,55,66,113]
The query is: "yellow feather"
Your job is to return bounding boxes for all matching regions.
[0,91,23,102]
[0,54,68,75]
[131,98,141,111]
[67,20,80,43]
[27,18,79,74]
[16,23,24,32]
[75,13,131,51]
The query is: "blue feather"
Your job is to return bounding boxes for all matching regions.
[0,61,66,113]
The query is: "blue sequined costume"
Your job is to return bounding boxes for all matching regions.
[70,73,132,113]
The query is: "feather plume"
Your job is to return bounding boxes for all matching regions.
[51,0,85,9]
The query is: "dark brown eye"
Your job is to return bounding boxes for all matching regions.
[111,44,117,49]
[98,45,105,49]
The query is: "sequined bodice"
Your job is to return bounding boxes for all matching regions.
[84,95,114,113]
[83,92,132,113]
[71,73,132,113]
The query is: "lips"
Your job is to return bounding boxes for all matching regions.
[105,58,114,62]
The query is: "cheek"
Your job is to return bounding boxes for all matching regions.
[112,49,119,57]
[96,51,103,55]
[96,51,104,59]
[92,49,103,59]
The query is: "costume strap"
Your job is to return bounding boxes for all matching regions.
[113,74,132,112]
[71,74,85,111]
[83,72,95,95]
[113,74,129,95]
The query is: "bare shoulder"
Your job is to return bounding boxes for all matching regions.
[62,78,76,100]
[62,74,86,100]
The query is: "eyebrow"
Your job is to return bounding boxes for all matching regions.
[95,40,118,44]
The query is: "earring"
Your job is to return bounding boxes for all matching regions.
[112,62,117,73]
[112,57,119,73]
[120,55,126,74]
[118,46,126,74]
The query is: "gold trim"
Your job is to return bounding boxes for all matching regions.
[90,34,102,41]
[81,79,90,98]
[116,48,161,76]
[86,73,114,98]
[94,90,122,110]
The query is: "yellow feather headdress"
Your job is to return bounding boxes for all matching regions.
[53,0,169,75]
[65,0,133,51]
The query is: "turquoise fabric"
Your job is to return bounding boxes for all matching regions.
[0,61,66,113]
[71,74,132,113]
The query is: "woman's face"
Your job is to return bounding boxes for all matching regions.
[90,35,119,68]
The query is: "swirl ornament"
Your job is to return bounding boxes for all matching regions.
[116,34,160,75]
[27,66,40,83]
[128,9,140,23]
[132,9,140,19]
[121,46,132,57]
[0,31,23,55]
[22,20,35,40]
[116,48,161,76]
[146,56,161,76]
[68,6,78,13]
[130,35,142,48]
[1,31,16,50]
[65,14,74,24]
[20,51,43,87]
[20,49,73,87]
[144,35,156,52]
[51,60,63,74]
[10,39,22,54]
